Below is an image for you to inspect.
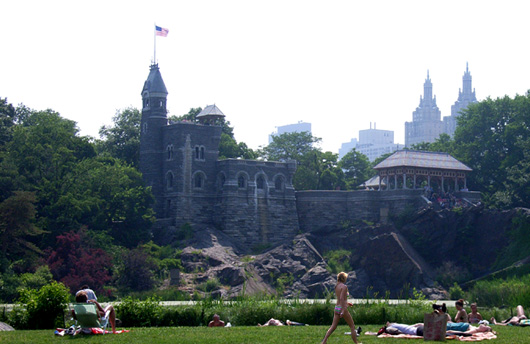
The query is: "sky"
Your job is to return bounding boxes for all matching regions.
[2,0,530,153]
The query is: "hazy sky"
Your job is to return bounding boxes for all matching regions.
[2,0,530,152]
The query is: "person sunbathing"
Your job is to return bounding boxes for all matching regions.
[208,314,225,327]
[491,305,527,326]
[454,299,469,323]
[468,303,483,324]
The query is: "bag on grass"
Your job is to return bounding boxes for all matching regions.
[423,312,447,341]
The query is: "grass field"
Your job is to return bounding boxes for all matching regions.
[0,325,528,344]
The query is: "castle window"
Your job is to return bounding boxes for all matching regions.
[238,175,246,188]
[195,146,205,161]
[166,145,173,160]
[166,172,174,189]
[275,177,284,191]
[194,174,203,188]
[256,175,265,189]
[143,122,148,133]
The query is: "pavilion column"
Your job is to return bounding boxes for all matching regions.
[441,176,445,192]
[454,177,458,192]
[394,175,397,190]
[378,174,381,191]
[464,177,467,190]
[403,173,407,189]
[428,175,431,188]
[413,173,417,189]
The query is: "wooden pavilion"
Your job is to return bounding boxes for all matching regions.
[373,150,472,192]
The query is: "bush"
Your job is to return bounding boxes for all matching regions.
[115,297,164,327]
[323,250,352,274]
[9,281,69,329]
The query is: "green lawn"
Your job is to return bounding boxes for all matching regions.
[0,325,528,344]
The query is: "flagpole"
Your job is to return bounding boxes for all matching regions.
[154,24,157,65]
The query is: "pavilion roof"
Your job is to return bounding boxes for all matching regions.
[373,150,472,171]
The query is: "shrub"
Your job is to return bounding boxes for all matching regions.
[116,296,163,327]
[9,281,69,329]
[323,249,352,274]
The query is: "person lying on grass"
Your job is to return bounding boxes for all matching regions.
[491,305,527,326]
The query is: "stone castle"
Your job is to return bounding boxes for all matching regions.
[140,64,480,250]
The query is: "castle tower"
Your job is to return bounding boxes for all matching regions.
[405,71,443,147]
[444,63,477,137]
[139,64,168,215]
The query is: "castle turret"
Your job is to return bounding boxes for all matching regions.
[140,64,168,215]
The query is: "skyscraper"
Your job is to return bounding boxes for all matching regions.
[405,71,444,147]
[443,63,477,137]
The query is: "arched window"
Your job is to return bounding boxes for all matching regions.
[200,147,205,160]
[195,146,200,159]
[238,175,246,188]
[256,175,265,189]
[166,172,174,189]
[275,176,284,191]
[194,174,203,188]
[195,146,205,161]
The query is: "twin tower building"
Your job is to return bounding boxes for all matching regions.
[405,64,477,147]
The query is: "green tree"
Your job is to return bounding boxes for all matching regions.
[453,92,530,207]
[339,149,374,189]
[262,131,321,161]
[98,107,141,167]
[411,133,454,153]
[0,97,16,147]
[0,192,45,268]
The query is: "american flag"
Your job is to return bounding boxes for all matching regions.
[155,26,169,37]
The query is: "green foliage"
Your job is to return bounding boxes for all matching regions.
[339,148,374,189]
[97,107,141,167]
[115,247,157,292]
[115,296,164,327]
[435,261,472,288]
[9,281,69,329]
[0,191,44,266]
[323,249,353,274]
[196,278,221,293]
[175,222,194,241]
[262,131,321,162]
[449,282,465,300]
[467,274,530,308]
[493,214,530,270]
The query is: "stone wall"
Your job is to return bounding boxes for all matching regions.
[213,159,299,248]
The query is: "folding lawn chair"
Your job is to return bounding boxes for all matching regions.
[73,303,111,334]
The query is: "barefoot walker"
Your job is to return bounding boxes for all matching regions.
[321,272,360,344]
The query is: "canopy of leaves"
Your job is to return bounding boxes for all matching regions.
[98,107,141,167]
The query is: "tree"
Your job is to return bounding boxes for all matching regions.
[453,92,530,207]
[339,149,374,189]
[115,248,157,292]
[0,97,16,147]
[46,229,113,294]
[0,191,45,268]
[262,131,321,161]
[411,133,454,153]
[98,107,142,167]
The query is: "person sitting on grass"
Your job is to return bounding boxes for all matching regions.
[208,314,226,327]
[468,303,483,324]
[454,299,469,323]
[73,290,117,333]
[491,305,527,326]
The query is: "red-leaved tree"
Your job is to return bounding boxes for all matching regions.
[46,229,112,294]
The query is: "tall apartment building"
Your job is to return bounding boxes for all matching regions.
[339,124,402,162]
[443,63,477,137]
[269,121,311,143]
[404,71,444,147]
